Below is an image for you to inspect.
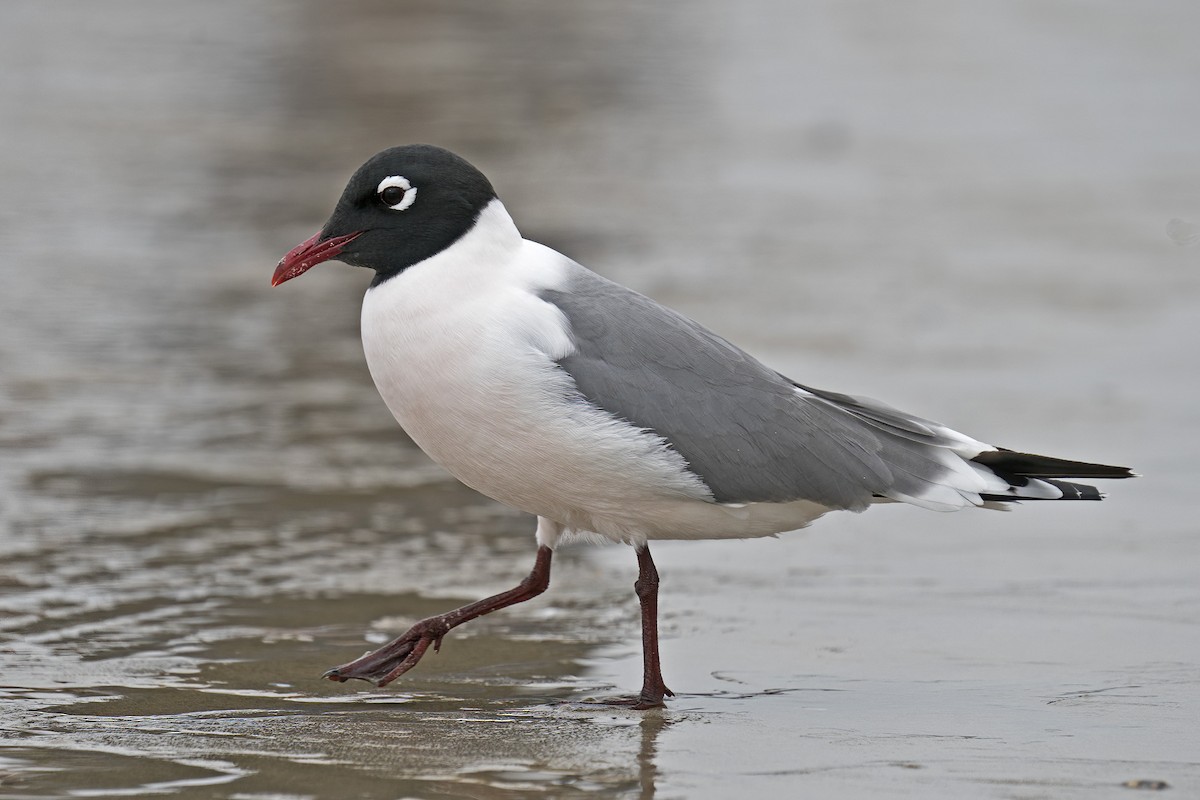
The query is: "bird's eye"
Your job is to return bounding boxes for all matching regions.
[376,175,416,211]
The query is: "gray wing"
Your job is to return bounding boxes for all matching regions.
[541,266,973,510]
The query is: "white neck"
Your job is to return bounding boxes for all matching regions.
[372,198,524,295]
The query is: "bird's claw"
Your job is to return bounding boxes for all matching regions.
[583,686,674,710]
[323,621,444,687]
[632,683,674,710]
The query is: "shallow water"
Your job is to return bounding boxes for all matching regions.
[2,1,1198,797]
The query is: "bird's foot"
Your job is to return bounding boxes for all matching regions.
[586,683,674,710]
[323,617,448,687]
[324,547,554,689]
[631,683,674,710]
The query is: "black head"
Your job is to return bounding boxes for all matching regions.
[273,144,497,287]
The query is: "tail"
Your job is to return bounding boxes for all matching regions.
[971,449,1137,502]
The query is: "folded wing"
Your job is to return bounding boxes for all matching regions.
[541,266,1132,513]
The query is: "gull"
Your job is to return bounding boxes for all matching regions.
[273,145,1134,708]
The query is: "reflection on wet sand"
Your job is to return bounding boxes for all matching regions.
[637,715,667,800]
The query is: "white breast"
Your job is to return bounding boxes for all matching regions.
[360,200,736,543]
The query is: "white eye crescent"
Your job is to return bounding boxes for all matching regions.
[377,175,416,211]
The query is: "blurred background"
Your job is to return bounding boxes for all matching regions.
[1,2,1197,797]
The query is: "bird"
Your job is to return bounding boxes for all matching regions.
[272,144,1135,709]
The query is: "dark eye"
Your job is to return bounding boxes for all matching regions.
[380,186,406,206]
[376,175,416,211]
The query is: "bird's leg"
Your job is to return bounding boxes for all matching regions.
[631,543,673,709]
[324,545,553,687]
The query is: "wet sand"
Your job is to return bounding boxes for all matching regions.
[1,2,1198,797]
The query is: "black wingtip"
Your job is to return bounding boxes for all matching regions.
[1044,478,1105,500]
[972,449,1136,481]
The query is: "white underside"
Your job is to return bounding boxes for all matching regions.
[359,199,1049,549]
[360,201,836,547]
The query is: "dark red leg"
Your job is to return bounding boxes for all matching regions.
[325,545,553,687]
[632,544,673,709]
